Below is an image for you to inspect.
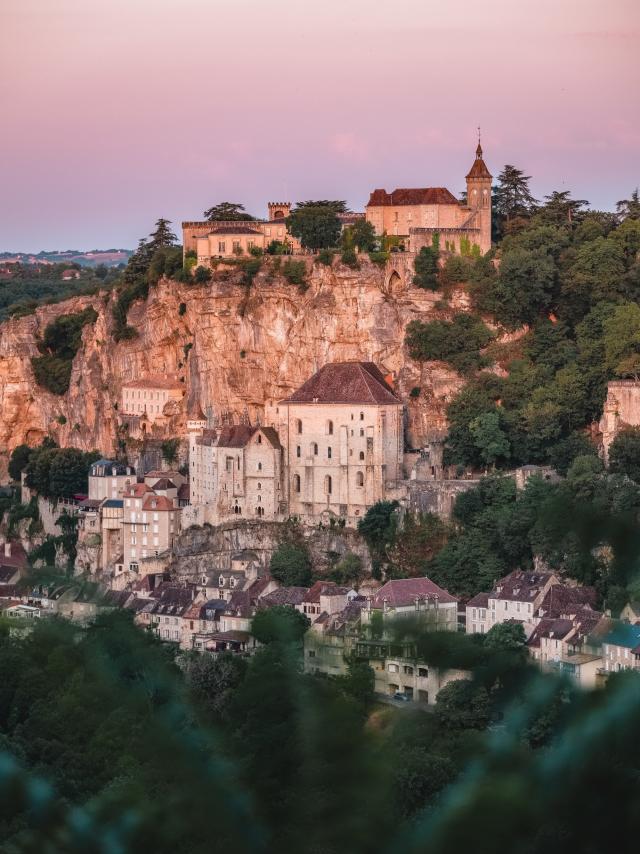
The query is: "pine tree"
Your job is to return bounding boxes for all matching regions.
[616,188,640,221]
[540,190,589,224]
[203,202,256,221]
[148,218,177,250]
[494,165,538,224]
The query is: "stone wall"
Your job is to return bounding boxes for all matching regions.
[408,479,481,519]
[600,380,640,462]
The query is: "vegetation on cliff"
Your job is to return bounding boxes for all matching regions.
[31,306,98,394]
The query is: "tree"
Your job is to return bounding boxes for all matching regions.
[251,606,310,645]
[609,428,640,483]
[193,265,212,284]
[148,218,177,251]
[295,200,348,213]
[485,621,527,654]
[603,302,640,378]
[434,679,491,730]
[539,190,589,225]
[286,205,341,251]
[358,501,399,558]
[413,246,440,289]
[488,247,556,328]
[405,315,493,375]
[470,411,511,469]
[344,219,376,252]
[616,188,640,221]
[161,438,180,465]
[493,165,538,225]
[392,747,456,819]
[8,444,32,482]
[203,202,257,222]
[184,651,247,723]
[269,542,313,587]
[329,552,364,586]
[340,660,375,709]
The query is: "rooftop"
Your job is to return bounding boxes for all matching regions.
[367,187,459,207]
[371,577,457,608]
[282,362,400,406]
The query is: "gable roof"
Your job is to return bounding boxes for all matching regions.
[371,577,457,608]
[367,187,459,207]
[536,584,598,618]
[282,362,400,405]
[490,570,556,603]
[603,622,640,652]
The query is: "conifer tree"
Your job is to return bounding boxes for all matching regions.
[494,165,538,224]
[148,218,177,250]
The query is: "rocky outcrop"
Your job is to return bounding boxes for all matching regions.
[171,519,372,579]
[0,257,465,476]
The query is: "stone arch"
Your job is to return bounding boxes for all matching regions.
[384,269,403,297]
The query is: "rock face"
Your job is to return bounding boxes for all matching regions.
[171,519,372,580]
[0,257,464,476]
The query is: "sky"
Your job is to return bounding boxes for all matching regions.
[1,0,639,251]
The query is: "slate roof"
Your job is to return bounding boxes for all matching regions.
[490,570,556,603]
[260,587,309,607]
[536,584,598,618]
[367,187,459,206]
[602,622,640,653]
[305,581,351,603]
[150,478,177,491]
[466,592,489,609]
[282,362,400,405]
[215,425,282,450]
[371,577,457,608]
[0,566,21,584]
[102,499,124,509]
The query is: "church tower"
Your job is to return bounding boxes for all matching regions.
[465,137,492,254]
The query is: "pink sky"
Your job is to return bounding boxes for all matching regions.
[1,0,639,251]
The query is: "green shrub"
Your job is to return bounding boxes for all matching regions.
[241,258,262,285]
[368,250,389,267]
[413,246,440,289]
[405,315,493,375]
[194,266,212,284]
[341,247,359,269]
[31,307,98,395]
[316,249,334,266]
[282,259,307,286]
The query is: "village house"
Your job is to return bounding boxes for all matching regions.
[481,569,561,638]
[88,459,135,501]
[527,607,607,688]
[600,623,640,673]
[122,483,180,576]
[365,142,492,255]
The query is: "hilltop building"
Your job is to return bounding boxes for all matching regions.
[183,202,301,263]
[600,380,640,462]
[186,361,404,528]
[365,142,492,255]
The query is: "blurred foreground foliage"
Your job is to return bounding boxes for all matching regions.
[0,608,639,853]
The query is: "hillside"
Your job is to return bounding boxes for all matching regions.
[0,256,467,475]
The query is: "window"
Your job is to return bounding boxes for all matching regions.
[296,418,302,434]
[327,420,334,435]
[257,482,262,490]
[403,665,414,675]
[296,445,301,458]
[294,474,301,493]
[313,443,318,456]
[257,434,262,444]
[356,471,364,487]
[324,475,332,495]
[418,667,428,678]
[218,241,226,253]
[360,428,364,437]
[257,462,262,471]
[327,446,332,459]
[232,240,240,252]
[359,451,365,461]
[388,663,399,673]
[360,412,364,420]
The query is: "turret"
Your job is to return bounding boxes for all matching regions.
[465,136,492,253]
[268,202,291,221]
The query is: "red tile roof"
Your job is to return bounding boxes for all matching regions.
[208,226,263,235]
[371,577,457,608]
[367,187,459,207]
[282,362,400,405]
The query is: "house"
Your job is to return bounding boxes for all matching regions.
[466,592,489,634]
[601,623,640,673]
[88,459,136,501]
[122,483,180,574]
[120,378,185,437]
[362,576,458,629]
[365,142,492,255]
[527,608,607,688]
[619,601,640,624]
[134,584,202,642]
[301,581,355,618]
[61,268,81,280]
[483,570,560,638]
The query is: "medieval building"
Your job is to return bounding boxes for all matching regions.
[186,361,404,528]
[365,142,492,255]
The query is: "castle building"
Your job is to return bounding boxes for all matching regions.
[365,142,492,255]
[182,202,301,262]
[186,362,404,529]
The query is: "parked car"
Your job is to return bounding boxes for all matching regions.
[393,691,411,702]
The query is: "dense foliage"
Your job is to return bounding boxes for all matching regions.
[31,306,98,394]
[24,443,100,499]
[286,203,342,250]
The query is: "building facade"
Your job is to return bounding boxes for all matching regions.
[365,142,492,255]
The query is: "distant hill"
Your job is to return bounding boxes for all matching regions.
[0,249,133,268]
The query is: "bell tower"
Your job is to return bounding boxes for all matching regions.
[465,132,492,253]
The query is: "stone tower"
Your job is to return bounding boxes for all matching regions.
[268,202,291,221]
[465,140,492,254]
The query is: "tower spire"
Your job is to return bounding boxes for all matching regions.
[476,126,482,158]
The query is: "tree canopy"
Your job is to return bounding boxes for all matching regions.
[203,202,258,221]
[286,204,342,250]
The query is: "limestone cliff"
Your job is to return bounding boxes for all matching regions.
[0,257,466,474]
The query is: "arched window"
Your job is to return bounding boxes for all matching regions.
[295,419,302,434]
[312,443,318,456]
[296,445,301,458]
[327,420,334,435]
[325,475,332,495]
[360,412,364,421]
[257,482,262,490]
[327,446,332,459]
[356,471,364,487]
[257,495,261,502]
[359,451,365,461]
[294,474,301,493]
[257,462,262,471]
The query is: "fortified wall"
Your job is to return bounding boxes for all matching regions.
[600,380,640,461]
